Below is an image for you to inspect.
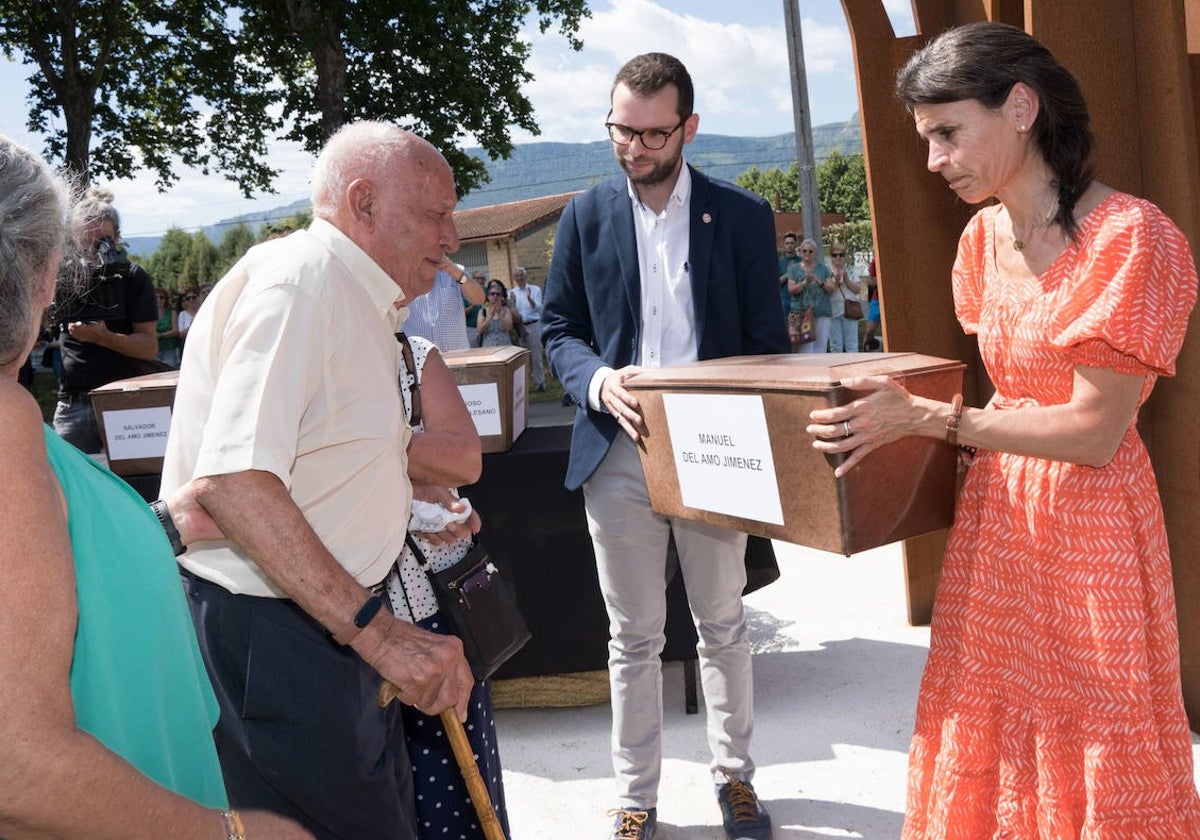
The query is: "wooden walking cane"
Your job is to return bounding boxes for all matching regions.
[377,680,507,840]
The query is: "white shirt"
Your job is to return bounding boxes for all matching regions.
[405,270,470,351]
[508,281,543,323]
[161,219,413,597]
[588,162,696,409]
[631,163,695,369]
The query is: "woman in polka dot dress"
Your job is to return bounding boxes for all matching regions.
[388,332,510,839]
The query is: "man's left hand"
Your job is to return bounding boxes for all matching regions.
[410,483,482,545]
[66,320,110,344]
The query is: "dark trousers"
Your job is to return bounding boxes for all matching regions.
[181,571,417,840]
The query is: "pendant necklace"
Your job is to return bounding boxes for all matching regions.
[1011,203,1057,252]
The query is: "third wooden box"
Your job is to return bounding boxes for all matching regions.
[442,346,530,454]
[89,370,179,476]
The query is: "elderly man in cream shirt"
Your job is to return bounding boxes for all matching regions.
[160,122,475,840]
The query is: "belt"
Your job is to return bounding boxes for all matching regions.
[523,318,539,324]
[60,392,91,405]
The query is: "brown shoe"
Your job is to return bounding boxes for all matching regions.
[607,807,656,840]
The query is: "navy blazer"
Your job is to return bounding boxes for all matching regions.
[542,165,789,491]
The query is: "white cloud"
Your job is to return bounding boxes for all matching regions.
[519,0,858,142]
[112,138,315,238]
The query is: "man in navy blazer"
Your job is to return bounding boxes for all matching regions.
[542,53,787,840]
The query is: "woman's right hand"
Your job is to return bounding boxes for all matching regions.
[239,810,317,838]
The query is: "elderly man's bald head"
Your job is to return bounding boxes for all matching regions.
[311,123,443,218]
[310,122,460,300]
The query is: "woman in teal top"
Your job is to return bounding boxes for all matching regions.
[0,135,309,839]
[48,424,226,806]
[787,238,836,353]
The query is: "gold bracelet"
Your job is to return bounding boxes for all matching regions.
[220,809,247,840]
[945,393,964,447]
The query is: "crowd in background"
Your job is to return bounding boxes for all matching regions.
[777,230,879,354]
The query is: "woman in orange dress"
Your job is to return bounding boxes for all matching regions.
[806,22,1200,838]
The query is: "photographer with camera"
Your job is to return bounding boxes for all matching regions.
[53,187,158,454]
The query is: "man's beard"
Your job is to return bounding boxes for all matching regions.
[617,148,681,188]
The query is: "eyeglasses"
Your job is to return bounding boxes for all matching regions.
[800,249,814,254]
[605,119,685,150]
[831,252,846,257]
[488,291,504,297]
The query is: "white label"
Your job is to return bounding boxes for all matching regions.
[458,382,503,437]
[511,363,527,440]
[103,406,173,461]
[660,393,784,525]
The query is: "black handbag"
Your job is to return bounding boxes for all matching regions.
[405,534,531,683]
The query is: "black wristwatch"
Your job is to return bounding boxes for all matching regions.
[150,499,186,556]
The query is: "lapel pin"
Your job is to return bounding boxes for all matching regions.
[702,212,712,224]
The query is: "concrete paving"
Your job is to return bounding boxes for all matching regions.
[493,538,1200,839]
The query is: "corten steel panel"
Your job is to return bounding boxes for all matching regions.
[841,0,1200,723]
[841,0,978,625]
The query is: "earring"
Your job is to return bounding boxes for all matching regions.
[1018,124,1027,132]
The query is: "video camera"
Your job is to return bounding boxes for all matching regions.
[53,236,132,324]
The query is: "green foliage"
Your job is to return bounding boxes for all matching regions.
[736,152,870,222]
[178,234,219,290]
[736,163,800,211]
[816,151,869,222]
[1,0,589,198]
[822,220,874,255]
[143,228,196,294]
[214,223,258,277]
[234,0,591,196]
[1,0,278,193]
[260,209,313,240]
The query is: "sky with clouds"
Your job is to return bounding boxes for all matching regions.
[0,0,915,238]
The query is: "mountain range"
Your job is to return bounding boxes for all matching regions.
[126,115,862,256]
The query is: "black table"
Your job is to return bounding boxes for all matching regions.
[463,423,780,714]
[122,421,780,711]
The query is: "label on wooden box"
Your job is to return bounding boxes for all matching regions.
[102,406,173,461]
[661,393,784,525]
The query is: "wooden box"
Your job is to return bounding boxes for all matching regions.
[625,353,965,555]
[442,346,529,454]
[89,370,179,476]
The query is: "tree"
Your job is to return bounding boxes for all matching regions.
[3,1,589,198]
[214,223,258,276]
[260,209,313,240]
[736,153,870,223]
[0,0,279,192]
[736,163,800,211]
[178,232,219,289]
[235,0,590,195]
[816,151,869,222]
[823,220,874,255]
[142,228,196,294]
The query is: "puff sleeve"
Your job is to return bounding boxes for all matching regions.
[1052,196,1197,377]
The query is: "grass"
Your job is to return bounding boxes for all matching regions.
[30,370,57,423]
[529,374,567,405]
